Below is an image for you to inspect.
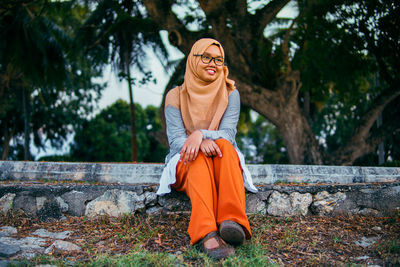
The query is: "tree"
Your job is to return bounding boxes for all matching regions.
[142,0,400,165]
[0,0,104,160]
[69,100,168,162]
[77,0,168,162]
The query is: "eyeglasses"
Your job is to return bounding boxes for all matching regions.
[194,54,224,66]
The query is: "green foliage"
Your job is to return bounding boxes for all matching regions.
[70,100,167,162]
[237,107,289,164]
[0,0,104,160]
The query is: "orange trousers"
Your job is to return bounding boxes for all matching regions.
[172,138,251,245]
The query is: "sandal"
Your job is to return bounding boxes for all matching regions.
[219,220,245,246]
[197,231,234,260]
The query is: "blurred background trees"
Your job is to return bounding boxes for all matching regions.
[0,0,398,166]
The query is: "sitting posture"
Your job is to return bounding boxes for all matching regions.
[157,38,257,260]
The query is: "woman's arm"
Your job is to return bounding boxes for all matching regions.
[165,105,188,152]
[200,89,240,144]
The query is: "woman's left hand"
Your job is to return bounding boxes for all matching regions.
[180,130,203,163]
[200,139,222,157]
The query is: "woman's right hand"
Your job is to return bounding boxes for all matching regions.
[180,130,203,164]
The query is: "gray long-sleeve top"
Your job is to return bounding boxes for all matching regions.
[157,89,258,195]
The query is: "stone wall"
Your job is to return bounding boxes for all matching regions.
[1,160,400,220]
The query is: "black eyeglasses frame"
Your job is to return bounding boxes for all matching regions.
[193,54,225,66]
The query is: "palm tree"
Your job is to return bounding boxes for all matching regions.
[0,0,70,160]
[77,0,168,162]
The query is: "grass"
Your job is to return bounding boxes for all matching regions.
[10,244,278,267]
[2,211,400,266]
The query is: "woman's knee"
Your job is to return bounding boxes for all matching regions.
[215,138,235,151]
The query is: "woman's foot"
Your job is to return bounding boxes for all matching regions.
[219,220,245,246]
[197,231,234,260]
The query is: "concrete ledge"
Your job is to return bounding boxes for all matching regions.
[1,161,400,184]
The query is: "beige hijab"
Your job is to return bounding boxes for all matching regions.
[166,38,235,134]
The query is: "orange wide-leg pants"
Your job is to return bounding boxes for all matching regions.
[172,138,251,245]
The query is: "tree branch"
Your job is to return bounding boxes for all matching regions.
[282,8,307,73]
[329,86,400,165]
[143,0,202,54]
[254,0,291,35]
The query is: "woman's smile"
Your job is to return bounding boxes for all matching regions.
[197,45,223,82]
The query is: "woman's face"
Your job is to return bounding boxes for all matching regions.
[196,45,223,83]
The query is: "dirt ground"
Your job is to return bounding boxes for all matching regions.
[1,211,399,266]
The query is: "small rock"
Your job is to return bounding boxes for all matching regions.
[354,236,380,248]
[0,193,16,214]
[45,240,81,254]
[0,242,21,258]
[372,226,382,231]
[146,206,162,215]
[355,255,370,261]
[358,208,380,216]
[0,226,18,237]
[0,236,46,252]
[32,229,72,240]
[144,191,157,206]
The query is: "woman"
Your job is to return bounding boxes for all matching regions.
[157,38,257,260]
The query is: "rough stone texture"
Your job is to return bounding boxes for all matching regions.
[311,191,347,216]
[55,197,68,212]
[158,192,191,212]
[0,227,17,237]
[354,236,381,248]
[61,190,99,217]
[13,192,36,216]
[0,242,20,257]
[44,240,81,254]
[0,236,46,256]
[0,193,15,214]
[85,189,145,217]
[32,229,71,240]
[245,194,266,214]
[36,197,47,211]
[2,161,399,184]
[290,192,313,216]
[36,201,63,221]
[267,191,312,216]
[146,206,163,215]
[144,191,157,206]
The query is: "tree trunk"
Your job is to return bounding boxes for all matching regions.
[143,0,399,165]
[22,87,31,161]
[234,71,323,165]
[125,53,138,162]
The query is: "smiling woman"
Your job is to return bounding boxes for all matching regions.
[156,38,257,260]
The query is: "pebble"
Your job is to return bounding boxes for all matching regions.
[44,240,81,254]
[0,226,17,237]
[0,242,20,257]
[372,226,382,231]
[354,236,380,248]
[32,229,72,240]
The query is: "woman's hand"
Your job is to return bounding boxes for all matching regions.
[200,139,222,158]
[180,130,203,164]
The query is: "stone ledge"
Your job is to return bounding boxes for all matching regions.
[1,160,400,220]
[1,161,400,184]
[1,182,399,220]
